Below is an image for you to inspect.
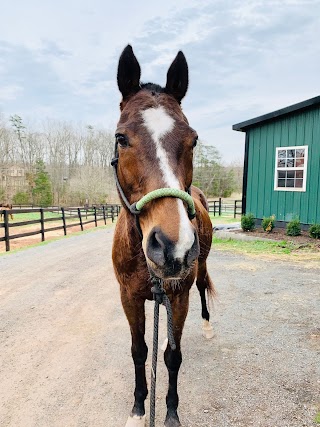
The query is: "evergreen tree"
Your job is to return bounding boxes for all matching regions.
[32,160,53,207]
[10,115,26,144]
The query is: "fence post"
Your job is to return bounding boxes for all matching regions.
[78,208,83,231]
[61,207,67,235]
[103,206,106,225]
[111,206,115,223]
[219,197,222,216]
[4,210,10,252]
[40,208,45,241]
[94,207,97,227]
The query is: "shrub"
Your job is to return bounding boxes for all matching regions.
[13,191,30,205]
[286,218,301,236]
[241,213,255,232]
[262,215,276,233]
[309,223,320,239]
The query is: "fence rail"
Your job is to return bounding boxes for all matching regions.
[208,199,242,218]
[1,200,241,252]
[0,204,121,252]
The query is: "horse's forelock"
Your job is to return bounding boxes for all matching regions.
[140,82,164,94]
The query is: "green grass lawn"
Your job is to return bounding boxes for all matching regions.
[212,236,295,255]
[209,214,240,226]
[212,236,320,260]
[11,211,60,222]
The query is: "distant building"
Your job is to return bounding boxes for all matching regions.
[0,164,29,201]
[233,96,320,226]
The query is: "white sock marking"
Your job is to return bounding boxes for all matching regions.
[141,106,194,260]
[161,337,168,351]
[202,320,214,339]
[125,414,146,427]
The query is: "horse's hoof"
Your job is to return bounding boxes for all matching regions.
[202,320,214,339]
[164,418,181,427]
[164,412,181,426]
[125,414,146,426]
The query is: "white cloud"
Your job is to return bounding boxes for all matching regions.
[1,0,320,161]
[0,85,23,101]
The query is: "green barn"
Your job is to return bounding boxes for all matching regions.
[233,95,320,226]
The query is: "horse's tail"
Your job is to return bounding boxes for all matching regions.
[196,260,216,303]
[206,271,216,300]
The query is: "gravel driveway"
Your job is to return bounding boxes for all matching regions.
[0,228,319,427]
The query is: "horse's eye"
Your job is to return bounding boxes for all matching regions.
[192,136,198,148]
[115,133,128,147]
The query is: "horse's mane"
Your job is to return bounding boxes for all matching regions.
[140,82,165,93]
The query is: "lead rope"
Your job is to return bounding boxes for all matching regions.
[150,276,176,427]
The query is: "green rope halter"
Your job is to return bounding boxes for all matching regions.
[132,188,196,219]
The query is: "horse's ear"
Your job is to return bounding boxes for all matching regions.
[165,51,188,103]
[117,45,141,100]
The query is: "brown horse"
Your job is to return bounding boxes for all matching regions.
[0,203,13,220]
[112,45,214,427]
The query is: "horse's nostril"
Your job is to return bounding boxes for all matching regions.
[146,227,199,276]
[146,229,167,267]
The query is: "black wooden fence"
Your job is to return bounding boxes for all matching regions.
[0,204,121,252]
[208,199,242,218]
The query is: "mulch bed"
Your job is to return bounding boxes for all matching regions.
[236,227,320,249]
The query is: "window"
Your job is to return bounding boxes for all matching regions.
[274,146,308,192]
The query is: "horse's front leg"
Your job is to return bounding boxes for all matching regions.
[121,292,148,427]
[164,291,189,427]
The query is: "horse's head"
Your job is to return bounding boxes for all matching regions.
[115,45,200,280]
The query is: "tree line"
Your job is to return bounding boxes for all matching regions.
[0,114,115,206]
[0,113,242,206]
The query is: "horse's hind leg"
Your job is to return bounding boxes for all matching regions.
[121,293,148,427]
[196,261,215,339]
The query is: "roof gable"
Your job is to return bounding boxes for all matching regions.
[233,95,320,132]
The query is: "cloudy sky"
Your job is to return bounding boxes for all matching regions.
[1,0,320,162]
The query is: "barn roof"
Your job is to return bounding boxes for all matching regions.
[233,95,320,132]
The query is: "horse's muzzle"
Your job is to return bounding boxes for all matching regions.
[146,227,200,279]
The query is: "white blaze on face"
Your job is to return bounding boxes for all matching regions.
[141,106,195,260]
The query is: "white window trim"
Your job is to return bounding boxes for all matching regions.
[274,145,308,192]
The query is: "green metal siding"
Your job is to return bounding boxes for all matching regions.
[246,107,320,224]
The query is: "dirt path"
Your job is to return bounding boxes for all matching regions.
[0,228,319,427]
[0,219,114,253]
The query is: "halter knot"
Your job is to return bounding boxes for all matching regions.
[151,277,165,304]
[129,202,141,216]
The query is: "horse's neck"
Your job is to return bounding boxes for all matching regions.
[117,210,143,251]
